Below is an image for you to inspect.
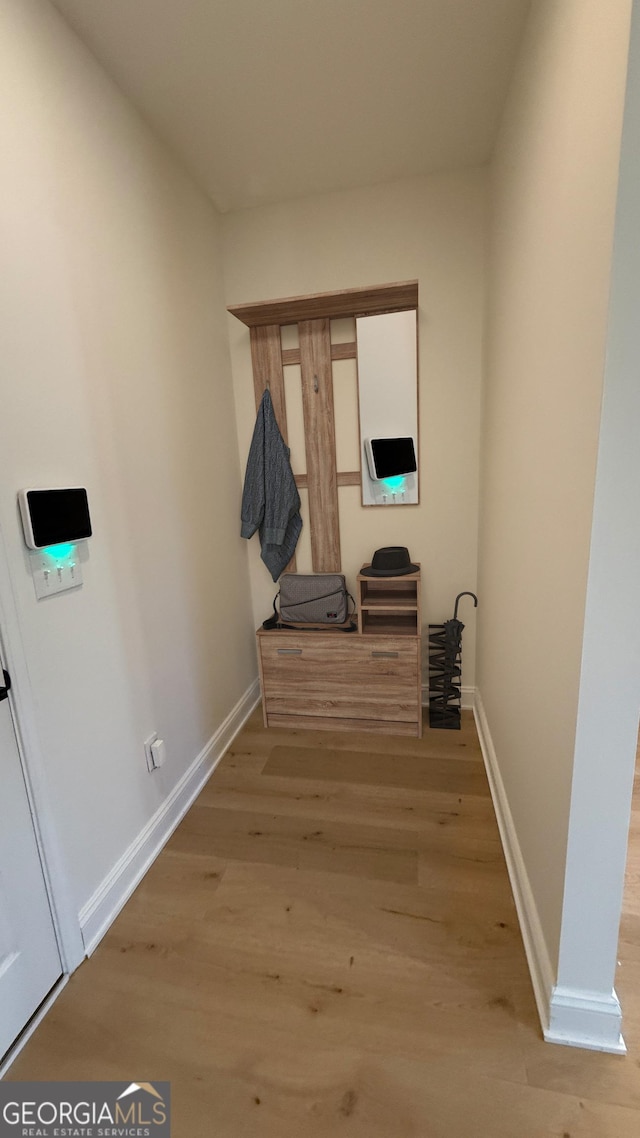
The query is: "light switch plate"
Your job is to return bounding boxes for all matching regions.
[31,553,83,599]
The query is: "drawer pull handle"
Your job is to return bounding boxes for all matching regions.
[277,648,302,655]
[372,650,399,658]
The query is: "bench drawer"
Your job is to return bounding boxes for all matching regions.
[259,633,420,728]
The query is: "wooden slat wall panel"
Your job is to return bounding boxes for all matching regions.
[299,319,341,572]
[235,285,420,577]
[330,341,358,362]
[249,324,296,572]
[282,341,357,367]
[250,324,288,440]
[229,280,418,327]
[295,471,360,490]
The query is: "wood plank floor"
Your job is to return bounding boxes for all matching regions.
[8,708,640,1137]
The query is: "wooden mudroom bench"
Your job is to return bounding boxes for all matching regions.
[257,568,422,737]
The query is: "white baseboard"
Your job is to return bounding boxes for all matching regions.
[422,685,475,710]
[473,689,555,1037]
[79,679,260,955]
[473,690,626,1054]
[546,986,625,1053]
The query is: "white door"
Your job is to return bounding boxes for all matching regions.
[0,665,62,1060]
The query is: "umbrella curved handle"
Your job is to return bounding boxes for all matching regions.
[453,592,478,621]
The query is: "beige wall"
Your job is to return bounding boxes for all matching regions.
[0,0,255,915]
[222,170,486,690]
[477,0,631,969]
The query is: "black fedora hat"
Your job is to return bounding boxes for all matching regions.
[361,547,419,577]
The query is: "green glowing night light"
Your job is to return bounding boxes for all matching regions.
[382,475,406,490]
[42,542,77,563]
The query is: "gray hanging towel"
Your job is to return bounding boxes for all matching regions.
[240,388,302,581]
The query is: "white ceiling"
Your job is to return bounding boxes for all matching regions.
[51,0,530,213]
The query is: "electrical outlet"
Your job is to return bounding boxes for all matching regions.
[144,732,158,773]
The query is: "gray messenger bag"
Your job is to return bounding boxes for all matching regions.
[263,573,356,630]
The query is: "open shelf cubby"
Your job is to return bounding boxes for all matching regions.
[357,567,421,636]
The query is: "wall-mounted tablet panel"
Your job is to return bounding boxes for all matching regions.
[18,488,92,550]
[357,310,418,506]
[364,436,417,482]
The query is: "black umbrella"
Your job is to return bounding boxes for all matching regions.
[428,592,478,730]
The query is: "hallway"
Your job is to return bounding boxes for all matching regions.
[8,709,640,1136]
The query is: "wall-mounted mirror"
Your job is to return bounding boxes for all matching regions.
[356,309,419,506]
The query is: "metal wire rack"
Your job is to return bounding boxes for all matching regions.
[428,592,478,729]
